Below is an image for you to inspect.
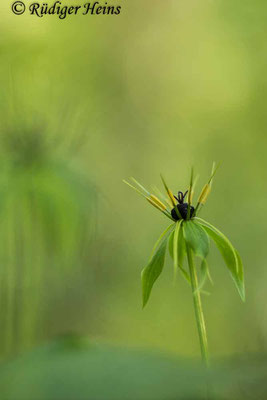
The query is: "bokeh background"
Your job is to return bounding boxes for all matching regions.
[0,0,267,398]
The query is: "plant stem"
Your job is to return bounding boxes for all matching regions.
[186,244,210,368]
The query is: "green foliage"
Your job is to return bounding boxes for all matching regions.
[197,259,212,295]
[141,234,168,307]
[195,218,245,301]
[183,220,210,260]
[234,249,245,300]
[169,223,190,284]
[173,221,182,278]
[141,210,245,306]
[150,223,174,260]
[126,164,245,319]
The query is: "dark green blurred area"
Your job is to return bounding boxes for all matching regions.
[1,336,267,400]
[0,0,267,398]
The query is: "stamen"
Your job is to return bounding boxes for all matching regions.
[146,197,174,221]
[152,186,172,208]
[198,184,211,205]
[160,174,183,219]
[149,195,167,210]
[189,175,199,204]
[193,163,218,217]
[208,162,220,186]
[168,189,177,207]
[187,167,194,220]
[147,197,165,211]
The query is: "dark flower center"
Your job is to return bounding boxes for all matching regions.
[171,191,195,220]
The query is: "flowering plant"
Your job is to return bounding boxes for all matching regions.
[124,164,245,367]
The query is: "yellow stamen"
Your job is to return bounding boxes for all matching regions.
[189,190,194,204]
[208,162,220,186]
[198,184,211,205]
[149,195,167,210]
[167,189,176,206]
[187,167,194,205]
[152,186,172,208]
[146,197,166,212]
[189,174,199,204]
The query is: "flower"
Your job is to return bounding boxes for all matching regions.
[124,164,245,307]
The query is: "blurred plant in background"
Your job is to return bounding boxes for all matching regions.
[0,111,96,355]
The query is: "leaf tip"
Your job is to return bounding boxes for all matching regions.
[142,299,148,309]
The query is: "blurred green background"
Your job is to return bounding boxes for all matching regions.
[0,0,267,398]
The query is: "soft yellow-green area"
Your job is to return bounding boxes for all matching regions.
[0,0,266,362]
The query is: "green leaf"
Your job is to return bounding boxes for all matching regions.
[150,223,174,260]
[169,226,186,266]
[141,236,168,307]
[168,230,174,257]
[183,220,210,260]
[195,217,245,301]
[234,249,245,301]
[173,221,182,279]
[194,259,211,294]
[169,223,190,284]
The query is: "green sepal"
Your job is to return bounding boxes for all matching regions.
[195,217,245,302]
[194,259,212,294]
[150,223,175,260]
[141,234,168,308]
[234,248,245,301]
[169,223,190,284]
[183,220,210,260]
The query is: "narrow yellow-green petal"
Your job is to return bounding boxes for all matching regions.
[130,177,150,195]
[123,180,146,198]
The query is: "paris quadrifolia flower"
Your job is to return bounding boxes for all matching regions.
[124,164,245,367]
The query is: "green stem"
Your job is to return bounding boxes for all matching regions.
[186,244,210,368]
